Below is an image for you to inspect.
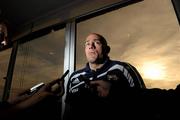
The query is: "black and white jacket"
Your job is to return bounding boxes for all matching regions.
[64,58,146,120]
[66,58,145,101]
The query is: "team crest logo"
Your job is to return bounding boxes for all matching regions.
[106,70,121,81]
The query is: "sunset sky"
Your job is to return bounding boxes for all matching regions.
[77,0,180,89]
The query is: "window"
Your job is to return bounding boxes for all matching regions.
[10,29,65,99]
[76,0,180,89]
[0,48,11,101]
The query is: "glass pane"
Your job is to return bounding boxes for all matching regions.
[10,29,65,99]
[76,0,180,89]
[0,48,11,101]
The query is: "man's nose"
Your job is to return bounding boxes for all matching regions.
[89,42,96,49]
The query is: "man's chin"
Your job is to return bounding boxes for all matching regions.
[88,60,96,64]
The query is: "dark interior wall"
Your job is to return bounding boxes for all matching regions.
[14,0,124,40]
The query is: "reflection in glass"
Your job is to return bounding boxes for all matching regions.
[10,29,65,99]
[0,48,11,101]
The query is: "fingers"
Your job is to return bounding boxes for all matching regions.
[40,79,64,97]
[48,78,62,86]
[17,89,30,96]
[96,86,108,97]
[90,80,111,97]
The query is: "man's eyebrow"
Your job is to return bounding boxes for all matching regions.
[86,39,100,42]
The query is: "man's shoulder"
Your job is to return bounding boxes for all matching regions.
[109,59,125,64]
[73,67,86,74]
[109,60,146,88]
[69,67,87,78]
[108,59,131,69]
[110,60,136,69]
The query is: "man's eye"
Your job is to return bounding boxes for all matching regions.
[95,41,101,45]
[85,42,90,46]
[96,41,100,44]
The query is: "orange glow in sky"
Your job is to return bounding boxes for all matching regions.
[141,62,166,80]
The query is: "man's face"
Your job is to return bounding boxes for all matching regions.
[85,34,103,64]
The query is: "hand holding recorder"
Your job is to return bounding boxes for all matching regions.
[1,70,69,119]
[10,70,69,105]
[19,70,69,95]
[40,69,69,97]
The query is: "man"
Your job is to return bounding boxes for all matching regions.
[63,33,146,120]
[0,19,9,48]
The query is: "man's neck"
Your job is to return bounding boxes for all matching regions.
[89,56,109,71]
[89,63,104,71]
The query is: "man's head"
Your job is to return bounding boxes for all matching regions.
[85,33,110,64]
[0,19,8,46]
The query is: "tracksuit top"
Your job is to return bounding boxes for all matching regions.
[64,58,146,120]
[65,58,145,102]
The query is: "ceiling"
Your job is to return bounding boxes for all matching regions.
[0,0,73,34]
[0,0,145,36]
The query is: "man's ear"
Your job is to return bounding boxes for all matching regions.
[103,45,110,55]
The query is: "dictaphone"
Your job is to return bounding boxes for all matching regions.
[30,82,45,93]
